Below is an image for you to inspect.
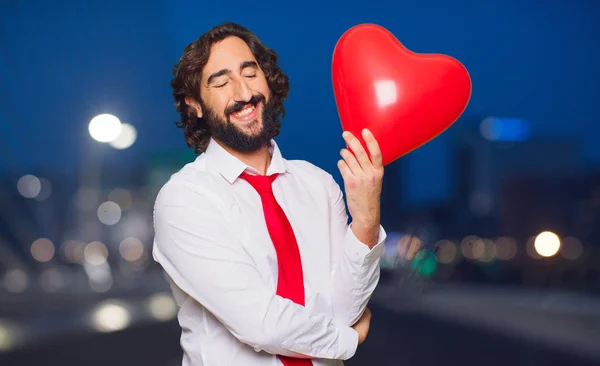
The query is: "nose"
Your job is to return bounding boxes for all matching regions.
[232,78,252,103]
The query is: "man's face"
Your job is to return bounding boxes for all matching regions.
[195,36,277,152]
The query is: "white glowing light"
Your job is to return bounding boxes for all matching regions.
[147,293,178,321]
[89,114,122,143]
[17,175,41,198]
[0,320,19,352]
[97,201,122,225]
[92,302,131,332]
[109,123,137,149]
[534,231,561,257]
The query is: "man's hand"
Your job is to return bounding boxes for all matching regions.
[337,129,384,248]
[352,308,372,345]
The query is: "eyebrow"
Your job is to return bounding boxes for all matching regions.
[206,61,259,86]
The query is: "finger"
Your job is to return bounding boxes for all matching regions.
[337,159,351,178]
[340,148,362,176]
[362,129,383,169]
[342,131,371,171]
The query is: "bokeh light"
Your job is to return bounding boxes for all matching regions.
[88,114,122,143]
[40,267,69,292]
[411,249,438,278]
[476,239,496,263]
[147,293,178,322]
[534,231,561,257]
[119,237,144,262]
[30,238,55,262]
[91,302,131,333]
[397,235,423,260]
[0,319,19,352]
[84,241,109,265]
[60,240,87,263]
[560,236,583,260]
[2,268,28,293]
[461,235,483,260]
[434,240,458,264]
[109,123,137,149]
[494,237,518,260]
[17,175,41,198]
[97,201,122,225]
[34,178,53,201]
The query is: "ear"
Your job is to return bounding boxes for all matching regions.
[184,96,203,118]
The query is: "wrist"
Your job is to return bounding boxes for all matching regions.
[351,217,377,229]
[350,221,380,248]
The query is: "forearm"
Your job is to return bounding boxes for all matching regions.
[326,173,387,325]
[154,187,359,360]
[331,225,386,326]
[156,246,358,359]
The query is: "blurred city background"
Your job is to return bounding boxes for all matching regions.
[1,0,599,365]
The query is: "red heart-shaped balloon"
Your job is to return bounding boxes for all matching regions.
[332,24,472,166]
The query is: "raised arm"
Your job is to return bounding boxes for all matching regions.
[330,129,387,326]
[328,174,386,326]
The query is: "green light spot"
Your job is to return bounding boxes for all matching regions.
[410,250,438,278]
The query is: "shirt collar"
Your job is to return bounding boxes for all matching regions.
[203,137,289,184]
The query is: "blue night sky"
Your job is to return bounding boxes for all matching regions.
[1,0,598,206]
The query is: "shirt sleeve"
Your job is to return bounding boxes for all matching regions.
[152,182,359,360]
[327,174,387,326]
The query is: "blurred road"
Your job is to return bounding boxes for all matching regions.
[1,275,599,366]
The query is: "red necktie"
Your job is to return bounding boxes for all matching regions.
[240,172,313,366]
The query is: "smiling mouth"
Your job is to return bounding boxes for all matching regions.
[229,102,260,122]
[232,104,255,117]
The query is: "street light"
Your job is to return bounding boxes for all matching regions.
[534,231,561,257]
[89,114,122,143]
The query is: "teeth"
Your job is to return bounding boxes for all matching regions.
[233,106,254,117]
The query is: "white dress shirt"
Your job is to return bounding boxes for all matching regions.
[152,137,387,366]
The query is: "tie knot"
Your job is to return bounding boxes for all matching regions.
[240,172,278,194]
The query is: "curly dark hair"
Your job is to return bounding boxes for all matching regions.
[170,22,290,154]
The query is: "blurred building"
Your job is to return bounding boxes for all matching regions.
[451,116,583,239]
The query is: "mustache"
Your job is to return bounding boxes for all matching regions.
[225,94,266,116]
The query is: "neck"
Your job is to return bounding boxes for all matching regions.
[215,139,272,175]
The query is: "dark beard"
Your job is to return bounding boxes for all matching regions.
[200,93,279,153]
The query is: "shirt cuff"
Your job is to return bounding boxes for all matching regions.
[337,326,359,360]
[345,224,387,265]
